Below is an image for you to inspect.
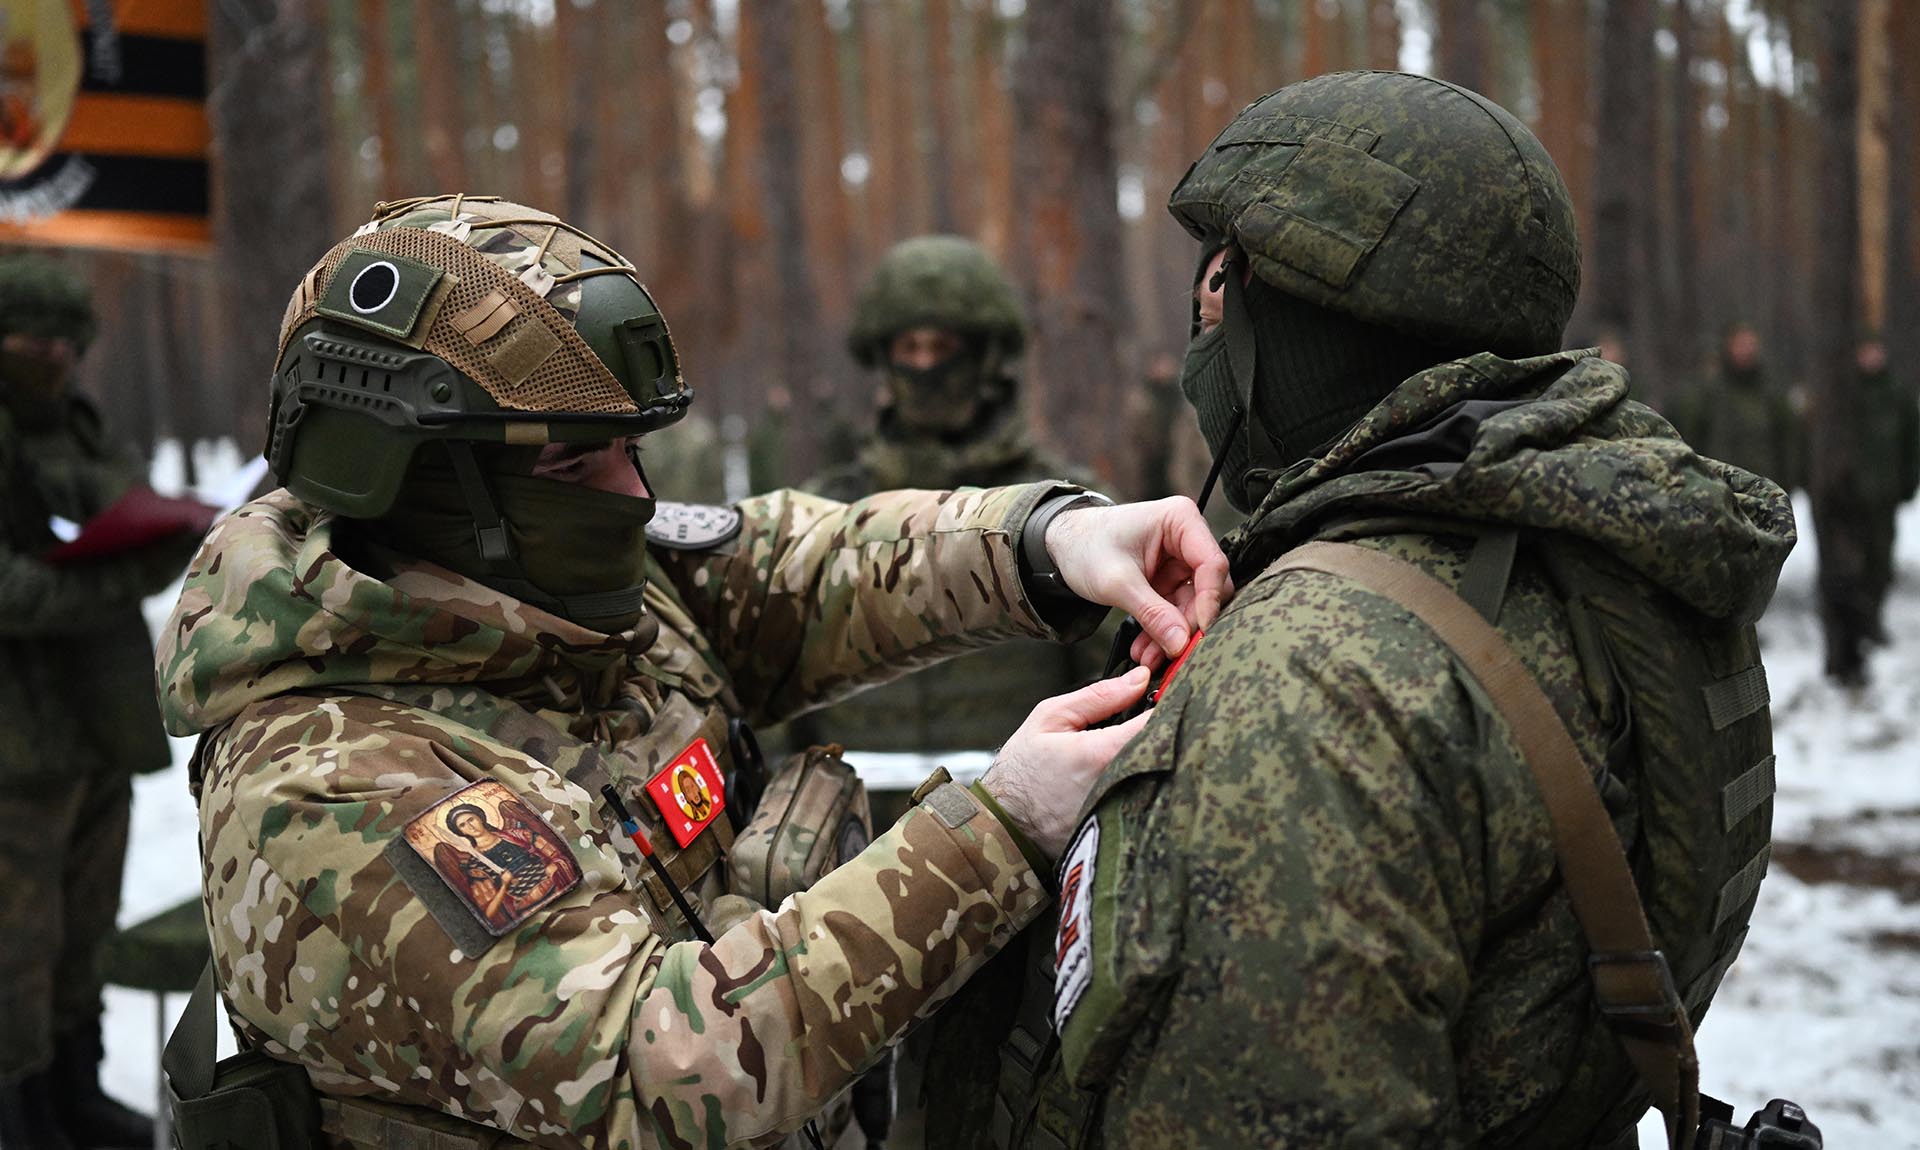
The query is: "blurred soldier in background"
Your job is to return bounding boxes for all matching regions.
[810,235,1091,500]
[1817,335,1918,685]
[1672,321,1805,492]
[0,257,198,1149]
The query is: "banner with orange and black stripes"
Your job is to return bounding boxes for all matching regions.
[0,1,207,254]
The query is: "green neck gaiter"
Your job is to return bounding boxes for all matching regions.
[361,460,656,634]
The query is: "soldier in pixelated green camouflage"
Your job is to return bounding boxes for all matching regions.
[0,256,197,1149]
[159,195,1227,1150]
[972,71,1796,1150]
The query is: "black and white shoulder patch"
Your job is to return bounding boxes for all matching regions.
[646,502,743,550]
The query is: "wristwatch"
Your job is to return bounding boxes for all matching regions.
[1020,490,1114,600]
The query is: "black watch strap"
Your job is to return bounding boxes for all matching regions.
[1021,491,1112,599]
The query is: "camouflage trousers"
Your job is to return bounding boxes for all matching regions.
[0,766,131,1082]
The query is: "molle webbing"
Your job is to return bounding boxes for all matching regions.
[1702,665,1770,732]
[1270,541,1702,1150]
[281,226,636,416]
[1721,756,1776,831]
[1713,846,1772,932]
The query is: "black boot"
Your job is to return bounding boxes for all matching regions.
[0,1068,78,1150]
[47,1025,151,1150]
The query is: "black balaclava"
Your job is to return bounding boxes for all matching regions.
[1179,248,1458,513]
[354,441,657,634]
[883,334,1009,441]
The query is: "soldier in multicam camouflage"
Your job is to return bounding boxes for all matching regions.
[976,72,1798,1150]
[0,256,199,1150]
[157,195,1227,1150]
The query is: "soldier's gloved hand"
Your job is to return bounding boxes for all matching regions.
[1044,496,1231,671]
[979,667,1152,860]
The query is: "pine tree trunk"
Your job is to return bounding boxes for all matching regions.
[1810,0,1866,683]
[1012,0,1125,480]
[1591,0,1656,376]
[210,0,335,449]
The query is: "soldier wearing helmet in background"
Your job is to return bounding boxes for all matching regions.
[973,72,1796,1150]
[794,236,1110,759]
[155,196,1227,1149]
[0,256,203,1148]
[811,235,1091,500]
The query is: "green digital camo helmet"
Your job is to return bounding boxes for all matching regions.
[268,194,688,519]
[0,254,96,351]
[1168,70,1581,356]
[846,235,1027,368]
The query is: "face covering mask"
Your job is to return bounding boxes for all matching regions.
[886,350,985,436]
[370,468,657,633]
[1177,323,1261,514]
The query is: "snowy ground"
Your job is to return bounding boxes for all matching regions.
[100,451,1920,1145]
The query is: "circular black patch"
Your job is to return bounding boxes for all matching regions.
[349,260,401,314]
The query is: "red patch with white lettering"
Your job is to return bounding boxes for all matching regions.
[645,737,726,847]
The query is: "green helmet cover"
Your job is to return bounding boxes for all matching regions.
[1168,70,1581,357]
[0,255,95,352]
[847,235,1027,367]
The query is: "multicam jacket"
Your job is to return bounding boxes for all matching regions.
[994,351,1795,1149]
[157,482,1088,1149]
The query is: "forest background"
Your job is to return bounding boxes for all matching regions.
[65,0,1918,499]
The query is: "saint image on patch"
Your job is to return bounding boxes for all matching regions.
[671,764,715,823]
[402,780,581,937]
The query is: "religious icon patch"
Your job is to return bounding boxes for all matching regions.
[400,780,582,940]
[645,737,727,848]
[1052,816,1100,1032]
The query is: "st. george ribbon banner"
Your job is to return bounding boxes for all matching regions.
[0,0,208,253]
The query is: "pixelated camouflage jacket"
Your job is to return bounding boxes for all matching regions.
[157,483,1078,1149]
[1022,351,1794,1149]
[0,397,184,783]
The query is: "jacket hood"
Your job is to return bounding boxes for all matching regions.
[156,490,650,735]
[1233,350,1796,624]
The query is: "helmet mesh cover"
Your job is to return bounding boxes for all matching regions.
[278,221,639,416]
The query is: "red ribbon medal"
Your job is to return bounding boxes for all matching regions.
[1151,629,1204,703]
[645,737,727,847]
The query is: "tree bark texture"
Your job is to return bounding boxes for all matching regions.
[1012,0,1127,481]
[1809,0,1867,682]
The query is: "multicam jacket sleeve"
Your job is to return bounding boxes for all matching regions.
[652,484,1086,725]
[199,692,1050,1150]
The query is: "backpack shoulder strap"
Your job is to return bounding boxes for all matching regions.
[1270,539,1700,1149]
